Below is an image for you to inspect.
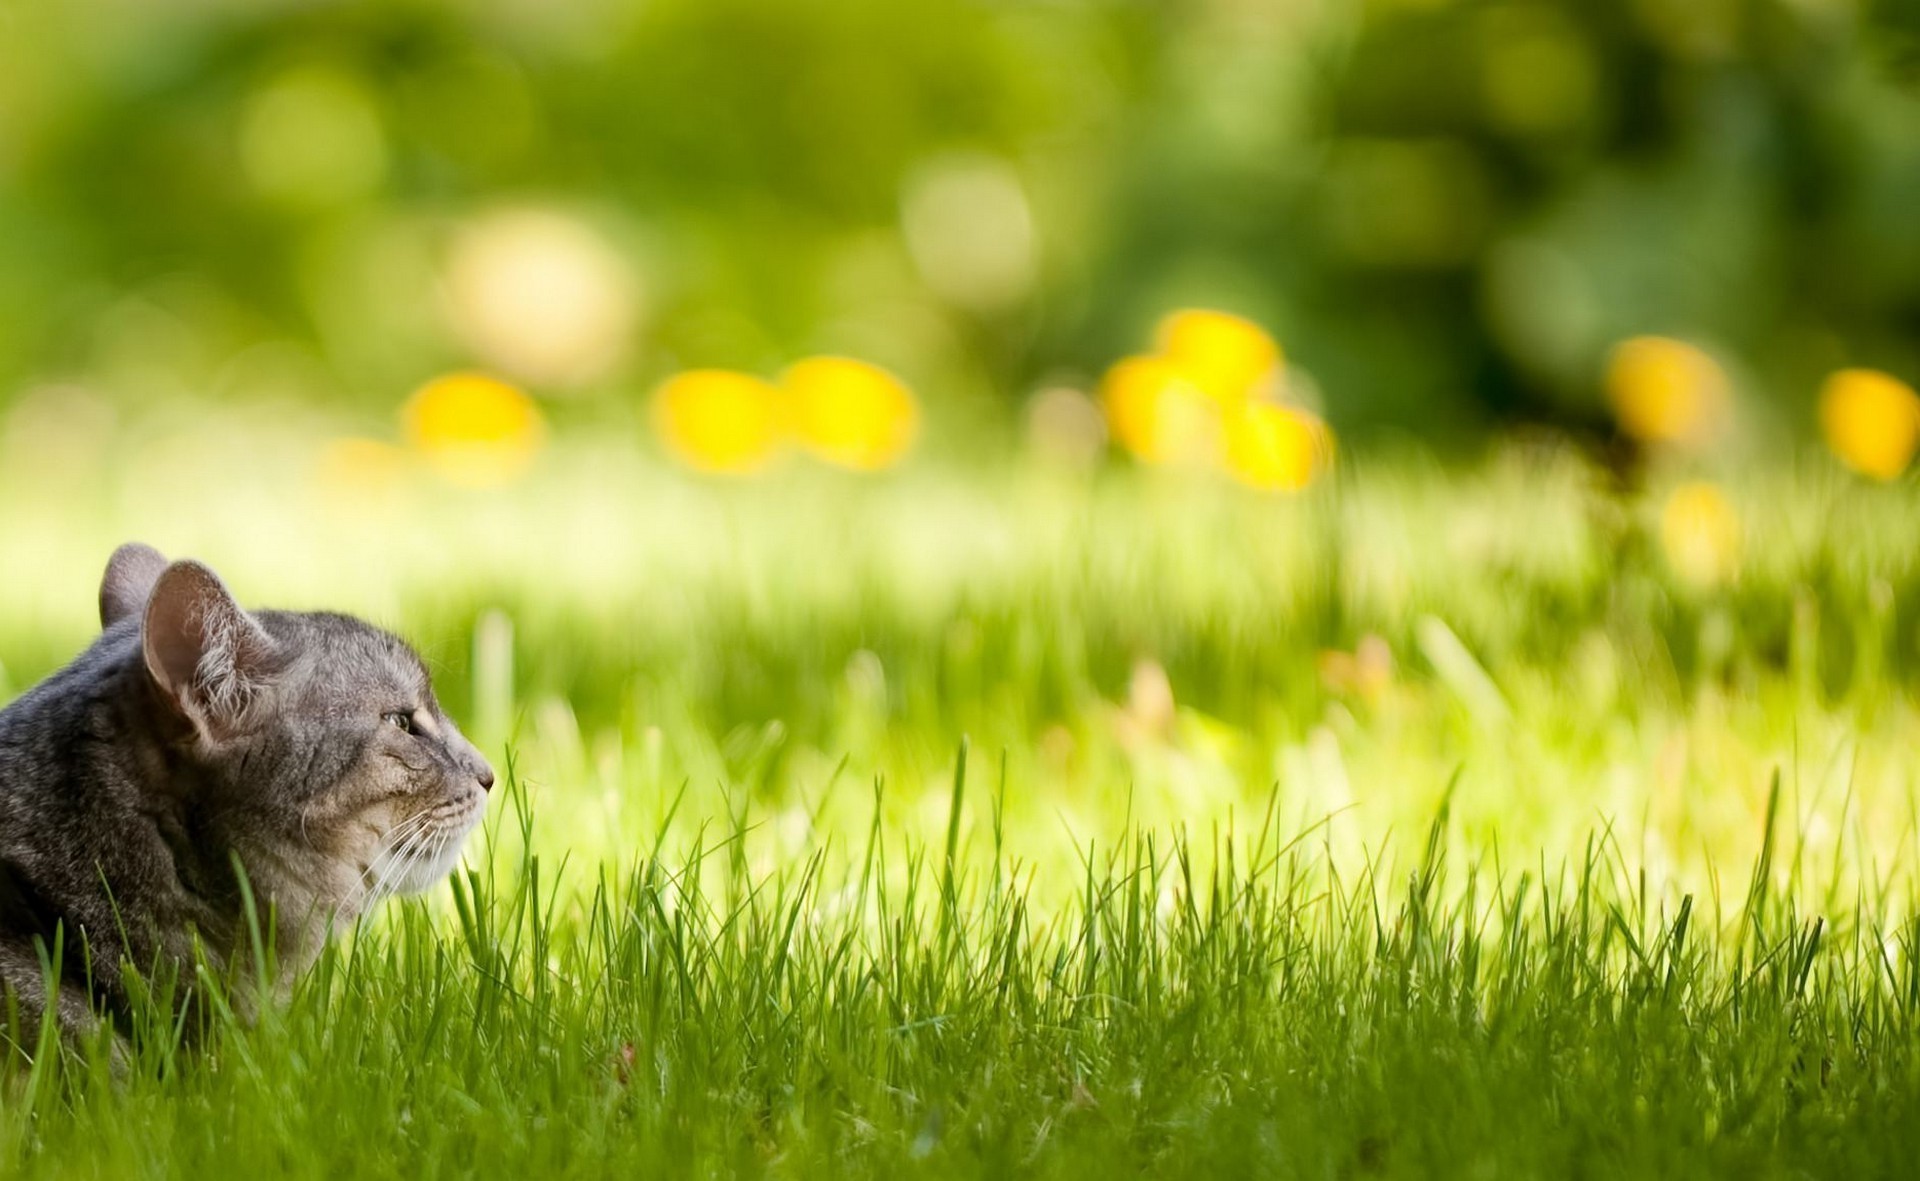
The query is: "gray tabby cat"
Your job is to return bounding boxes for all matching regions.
[0,543,492,1046]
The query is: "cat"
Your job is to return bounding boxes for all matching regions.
[0,543,493,1050]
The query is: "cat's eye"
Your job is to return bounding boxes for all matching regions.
[383,711,416,735]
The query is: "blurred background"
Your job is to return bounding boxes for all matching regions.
[2,0,1920,896]
[2,0,1917,458]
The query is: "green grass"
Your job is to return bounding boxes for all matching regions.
[4,438,1920,1177]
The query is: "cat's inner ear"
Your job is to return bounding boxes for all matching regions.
[141,560,281,736]
[99,542,170,629]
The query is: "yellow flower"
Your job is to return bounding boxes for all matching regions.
[1154,309,1282,406]
[1222,400,1333,492]
[1604,336,1730,447]
[782,356,919,472]
[401,372,545,488]
[1660,481,1740,588]
[651,369,786,475]
[1098,355,1222,466]
[1819,367,1920,481]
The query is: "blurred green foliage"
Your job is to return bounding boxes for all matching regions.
[1,0,1917,442]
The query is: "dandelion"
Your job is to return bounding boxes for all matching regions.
[1154,309,1282,406]
[652,369,786,475]
[1819,367,1920,482]
[1660,481,1740,588]
[1605,336,1730,447]
[781,356,918,472]
[1099,355,1222,466]
[1222,400,1333,492]
[401,372,545,488]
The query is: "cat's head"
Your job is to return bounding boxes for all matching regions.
[99,543,493,912]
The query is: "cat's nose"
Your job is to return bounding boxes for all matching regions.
[475,764,495,792]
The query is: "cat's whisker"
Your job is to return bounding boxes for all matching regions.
[359,843,410,902]
[360,812,435,891]
[396,830,448,901]
[366,846,415,907]
[361,852,399,908]
[382,818,460,905]
[364,820,435,906]
[382,827,436,901]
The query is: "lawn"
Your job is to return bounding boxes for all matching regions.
[2,438,1919,1177]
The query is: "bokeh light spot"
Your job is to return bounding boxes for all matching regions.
[444,210,639,388]
[1479,17,1598,137]
[239,68,387,206]
[900,153,1037,313]
[1026,387,1108,469]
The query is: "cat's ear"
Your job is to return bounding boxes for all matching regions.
[141,560,281,738]
[99,542,170,629]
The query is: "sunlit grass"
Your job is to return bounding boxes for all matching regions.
[6,762,1919,1178]
[3,436,1920,1174]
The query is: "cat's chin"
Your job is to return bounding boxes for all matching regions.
[389,819,482,896]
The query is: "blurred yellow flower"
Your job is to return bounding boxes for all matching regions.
[401,373,545,488]
[1101,310,1297,476]
[1819,367,1920,481]
[1223,400,1334,492]
[1660,481,1740,587]
[1154,309,1282,405]
[782,356,919,472]
[652,369,786,475]
[1099,355,1222,466]
[1605,336,1730,447]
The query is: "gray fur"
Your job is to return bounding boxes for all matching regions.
[99,542,169,629]
[0,545,492,1049]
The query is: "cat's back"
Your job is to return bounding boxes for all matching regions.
[0,622,147,836]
